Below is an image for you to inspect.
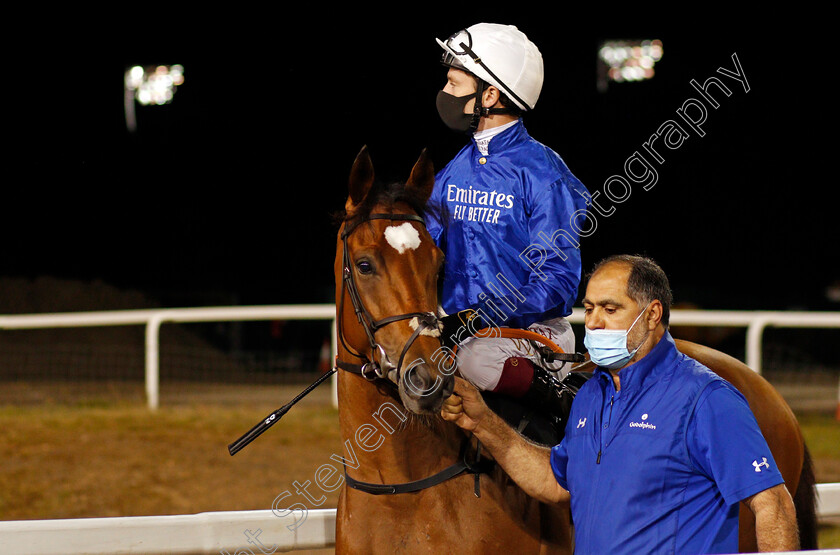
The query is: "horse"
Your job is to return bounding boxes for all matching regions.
[331,147,818,553]
[332,147,572,554]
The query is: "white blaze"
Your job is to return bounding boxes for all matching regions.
[384,222,421,254]
[409,313,443,337]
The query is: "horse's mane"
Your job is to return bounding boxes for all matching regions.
[333,180,428,230]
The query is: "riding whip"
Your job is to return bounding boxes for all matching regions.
[228,368,336,456]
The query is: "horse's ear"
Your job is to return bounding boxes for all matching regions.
[347,146,375,210]
[405,148,435,203]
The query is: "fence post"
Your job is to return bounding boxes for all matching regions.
[745,317,769,374]
[145,313,165,411]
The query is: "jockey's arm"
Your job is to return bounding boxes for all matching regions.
[744,483,799,552]
[441,376,569,505]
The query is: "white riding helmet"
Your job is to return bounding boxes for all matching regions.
[436,23,544,111]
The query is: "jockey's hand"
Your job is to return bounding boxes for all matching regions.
[440,376,489,432]
[439,309,489,349]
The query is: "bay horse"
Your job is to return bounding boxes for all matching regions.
[332,147,818,553]
[333,147,572,553]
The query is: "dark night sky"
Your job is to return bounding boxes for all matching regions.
[3,15,836,313]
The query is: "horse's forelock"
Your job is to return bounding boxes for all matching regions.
[337,181,427,231]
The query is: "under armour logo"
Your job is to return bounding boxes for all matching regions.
[577,418,587,429]
[752,457,770,472]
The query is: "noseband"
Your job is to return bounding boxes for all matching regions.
[337,212,440,383]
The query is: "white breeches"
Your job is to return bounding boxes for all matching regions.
[455,317,576,391]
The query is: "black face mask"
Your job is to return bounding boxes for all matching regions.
[436,90,478,133]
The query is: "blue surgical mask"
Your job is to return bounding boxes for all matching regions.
[584,303,651,370]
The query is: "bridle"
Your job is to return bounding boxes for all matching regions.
[335,210,496,497]
[336,212,441,384]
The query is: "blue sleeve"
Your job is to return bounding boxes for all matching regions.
[550,440,570,490]
[479,174,588,325]
[686,381,785,505]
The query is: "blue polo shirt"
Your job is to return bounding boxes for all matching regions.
[550,332,784,554]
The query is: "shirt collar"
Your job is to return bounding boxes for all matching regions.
[594,331,679,392]
[472,119,523,155]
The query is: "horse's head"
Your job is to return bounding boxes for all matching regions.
[335,147,453,414]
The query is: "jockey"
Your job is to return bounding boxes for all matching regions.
[426,23,591,437]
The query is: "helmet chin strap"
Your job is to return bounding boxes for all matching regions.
[469,79,512,132]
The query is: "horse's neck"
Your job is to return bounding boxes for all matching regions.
[337,371,463,483]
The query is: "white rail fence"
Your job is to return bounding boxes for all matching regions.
[2,305,839,410]
[1,307,839,553]
[2,482,839,555]
[0,304,338,410]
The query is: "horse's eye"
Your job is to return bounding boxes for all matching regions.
[356,260,374,275]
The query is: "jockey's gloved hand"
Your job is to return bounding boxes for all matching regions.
[439,308,491,350]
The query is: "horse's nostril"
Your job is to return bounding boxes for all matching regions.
[402,363,444,398]
[441,374,455,397]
